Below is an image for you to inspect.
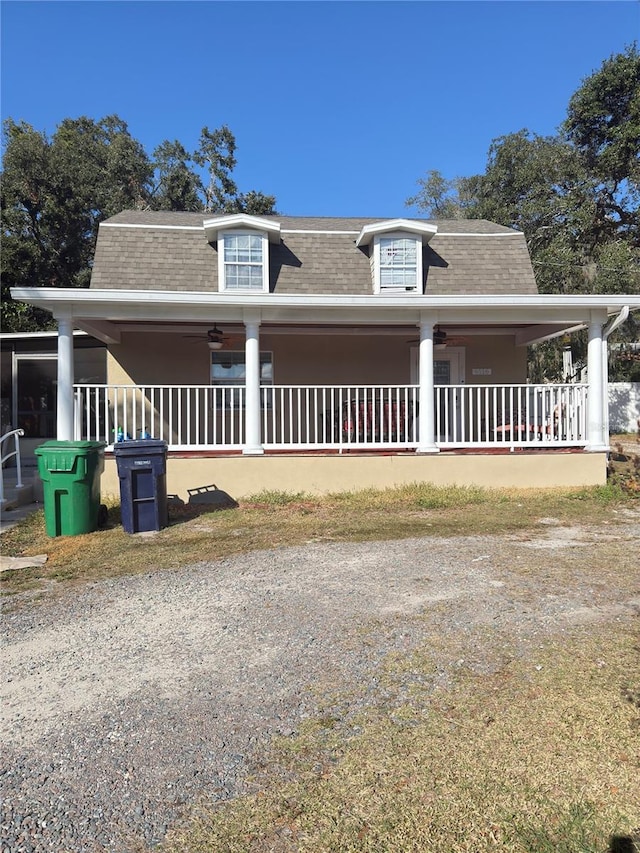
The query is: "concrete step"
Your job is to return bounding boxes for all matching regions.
[1,469,38,509]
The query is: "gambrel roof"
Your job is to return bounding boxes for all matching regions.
[90,211,538,296]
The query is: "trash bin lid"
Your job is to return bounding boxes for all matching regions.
[35,440,106,454]
[113,439,168,456]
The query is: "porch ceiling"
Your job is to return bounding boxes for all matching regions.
[10,287,640,345]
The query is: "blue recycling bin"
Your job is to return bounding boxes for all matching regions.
[113,439,168,533]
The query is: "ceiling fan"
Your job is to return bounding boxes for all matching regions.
[407,327,469,347]
[182,325,244,350]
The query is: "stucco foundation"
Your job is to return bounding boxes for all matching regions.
[100,451,607,503]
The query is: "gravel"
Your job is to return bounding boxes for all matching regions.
[2,519,640,852]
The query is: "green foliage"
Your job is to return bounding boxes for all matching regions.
[565,43,640,194]
[1,115,154,331]
[1,116,278,331]
[407,44,640,380]
[151,139,202,211]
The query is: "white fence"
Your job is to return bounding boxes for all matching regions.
[609,382,640,433]
[74,383,589,451]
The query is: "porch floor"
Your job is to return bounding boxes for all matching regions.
[105,446,591,459]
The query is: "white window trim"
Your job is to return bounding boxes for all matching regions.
[373,232,423,294]
[218,229,269,293]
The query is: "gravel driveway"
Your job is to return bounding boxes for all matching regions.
[2,515,640,852]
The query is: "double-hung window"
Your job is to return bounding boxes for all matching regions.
[375,234,421,292]
[210,351,273,408]
[219,230,268,292]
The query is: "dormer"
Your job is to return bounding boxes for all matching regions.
[356,219,438,294]
[203,214,281,293]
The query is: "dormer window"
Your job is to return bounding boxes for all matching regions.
[376,234,420,292]
[203,213,281,294]
[220,230,268,291]
[356,218,437,295]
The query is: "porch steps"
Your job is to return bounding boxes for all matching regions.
[1,466,39,509]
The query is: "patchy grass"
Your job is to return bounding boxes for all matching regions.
[1,481,638,598]
[161,624,640,853]
[3,475,639,850]
[608,433,640,495]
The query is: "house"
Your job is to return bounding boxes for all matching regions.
[11,211,640,499]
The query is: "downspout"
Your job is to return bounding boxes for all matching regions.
[602,305,630,445]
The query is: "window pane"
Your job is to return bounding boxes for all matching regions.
[211,351,273,408]
[222,233,264,289]
[225,264,263,289]
[380,237,416,267]
[379,236,418,289]
[434,360,451,384]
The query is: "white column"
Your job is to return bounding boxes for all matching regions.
[416,315,439,453]
[243,314,264,455]
[586,314,608,451]
[56,313,75,441]
[601,337,610,442]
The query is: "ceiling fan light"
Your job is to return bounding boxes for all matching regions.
[206,325,225,350]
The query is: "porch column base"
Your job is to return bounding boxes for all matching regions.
[587,444,609,453]
[416,444,440,454]
[242,445,265,456]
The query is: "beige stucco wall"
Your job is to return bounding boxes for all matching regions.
[459,335,527,384]
[107,331,528,387]
[99,451,606,503]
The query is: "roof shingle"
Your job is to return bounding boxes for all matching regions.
[90,212,538,295]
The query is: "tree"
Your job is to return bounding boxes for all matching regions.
[1,116,153,330]
[191,125,277,215]
[2,117,278,331]
[406,44,640,378]
[151,140,202,212]
[565,43,640,201]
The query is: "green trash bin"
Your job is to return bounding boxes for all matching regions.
[35,441,106,537]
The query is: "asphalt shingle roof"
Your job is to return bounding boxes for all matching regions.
[90,212,538,295]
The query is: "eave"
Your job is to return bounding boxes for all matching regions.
[10,288,639,341]
[203,214,281,244]
[355,219,438,248]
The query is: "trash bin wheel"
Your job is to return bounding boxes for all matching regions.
[97,504,109,528]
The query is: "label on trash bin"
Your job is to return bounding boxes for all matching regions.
[134,459,151,466]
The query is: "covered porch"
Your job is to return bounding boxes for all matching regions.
[9,287,637,494]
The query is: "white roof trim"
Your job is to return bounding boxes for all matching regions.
[282,229,361,235]
[203,214,281,244]
[11,289,639,329]
[99,222,521,239]
[356,219,438,248]
[100,222,203,232]
[436,231,520,237]
[11,287,640,313]
[0,329,89,340]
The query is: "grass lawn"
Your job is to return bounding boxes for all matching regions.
[161,624,640,853]
[0,479,637,598]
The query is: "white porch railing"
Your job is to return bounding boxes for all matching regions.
[434,383,588,447]
[73,383,589,451]
[0,428,25,505]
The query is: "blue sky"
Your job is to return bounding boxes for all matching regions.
[1,1,638,218]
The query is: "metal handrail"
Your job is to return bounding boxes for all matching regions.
[0,428,25,505]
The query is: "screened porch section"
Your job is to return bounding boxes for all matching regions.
[73,382,589,451]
